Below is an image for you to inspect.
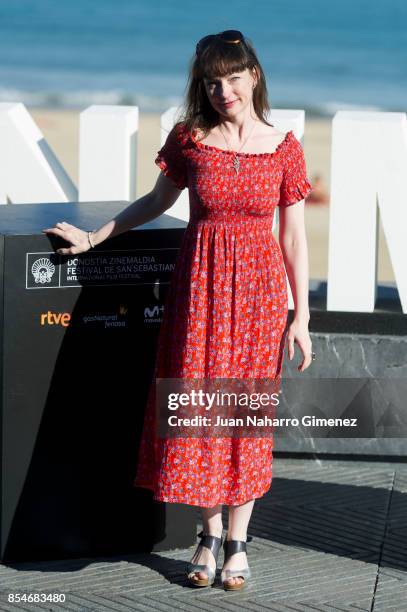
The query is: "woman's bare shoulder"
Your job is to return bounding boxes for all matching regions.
[253,122,290,151]
[257,122,286,139]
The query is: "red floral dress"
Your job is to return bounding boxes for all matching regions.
[133,122,313,507]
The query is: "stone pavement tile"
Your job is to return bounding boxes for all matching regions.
[0,458,405,611]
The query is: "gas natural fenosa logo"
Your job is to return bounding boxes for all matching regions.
[31,257,56,284]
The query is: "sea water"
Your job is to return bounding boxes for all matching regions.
[0,0,405,116]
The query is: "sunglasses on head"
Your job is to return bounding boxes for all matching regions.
[196,30,244,57]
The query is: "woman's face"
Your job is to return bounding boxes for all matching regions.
[203,67,257,117]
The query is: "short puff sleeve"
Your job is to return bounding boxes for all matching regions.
[155,123,188,190]
[279,132,313,207]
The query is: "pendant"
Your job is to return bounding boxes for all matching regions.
[232,156,240,174]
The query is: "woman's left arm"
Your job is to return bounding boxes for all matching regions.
[278,201,313,372]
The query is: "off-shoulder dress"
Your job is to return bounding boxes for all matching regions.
[133,122,313,507]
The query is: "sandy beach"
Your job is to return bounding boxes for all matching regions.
[29,107,394,282]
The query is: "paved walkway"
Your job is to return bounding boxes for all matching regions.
[0,457,406,611]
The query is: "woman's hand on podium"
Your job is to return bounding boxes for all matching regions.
[42,222,91,255]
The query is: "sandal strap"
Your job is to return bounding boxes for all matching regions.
[197,530,223,559]
[187,563,216,581]
[222,567,251,580]
[223,538,248,558]
[198,530,252,541]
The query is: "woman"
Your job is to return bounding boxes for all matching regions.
[43,30,314,591]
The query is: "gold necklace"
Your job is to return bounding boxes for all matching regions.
[219,119,257,174]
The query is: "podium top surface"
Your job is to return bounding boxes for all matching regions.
[0,202,187,235]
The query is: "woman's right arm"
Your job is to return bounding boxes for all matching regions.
[42,172,184,256]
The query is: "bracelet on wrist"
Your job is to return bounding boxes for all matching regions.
[87,231,96,249]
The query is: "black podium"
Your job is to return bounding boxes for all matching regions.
[0,201,196,563]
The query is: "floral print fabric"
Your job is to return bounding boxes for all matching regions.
[133,122,313,507]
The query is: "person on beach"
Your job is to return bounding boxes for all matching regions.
[42,30,315,591]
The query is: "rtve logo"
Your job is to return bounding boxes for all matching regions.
[40,311,71,327]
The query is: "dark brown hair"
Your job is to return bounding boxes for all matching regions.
[176,33,273,138]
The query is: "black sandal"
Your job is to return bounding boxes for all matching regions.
[186,529,223,587]
[221,536,252,591]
